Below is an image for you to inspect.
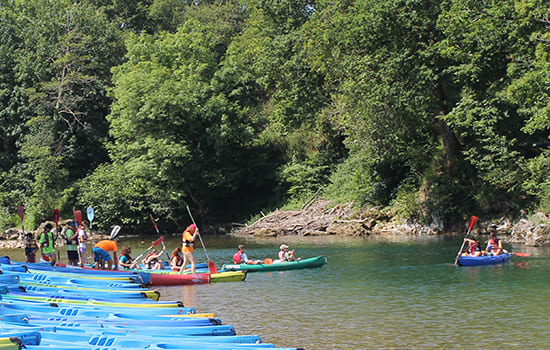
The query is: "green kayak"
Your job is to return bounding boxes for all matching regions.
[222,256,327,272]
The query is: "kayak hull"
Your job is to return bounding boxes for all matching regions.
[147,271,246,285]
[458,253,511,266]
[149,273,211,286]
[222,256,327,272]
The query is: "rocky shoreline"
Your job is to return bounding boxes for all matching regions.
[2,200,549,249]
[232,199,550,246]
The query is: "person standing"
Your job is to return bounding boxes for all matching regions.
[64,221,79,266]
[24,232,38,263]
[93,239,119,270]
[77,222,90,267]
[179,224,198,274]
[39,223,57,266]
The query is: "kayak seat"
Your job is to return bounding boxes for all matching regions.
[88,335,115,346]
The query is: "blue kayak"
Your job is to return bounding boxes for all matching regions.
[458,253,511,266]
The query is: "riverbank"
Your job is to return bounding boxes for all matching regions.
[2,199,549,249]
[233,199,550,246]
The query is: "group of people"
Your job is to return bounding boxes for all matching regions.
[110,223,201,273]
[461,231,504,257]
[25,220,91,267]
[232,243,298,264]
[26,220,301,271]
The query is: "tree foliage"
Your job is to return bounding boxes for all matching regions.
[0,0,548,232]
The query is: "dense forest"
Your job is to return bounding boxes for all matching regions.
[0,0,548,233]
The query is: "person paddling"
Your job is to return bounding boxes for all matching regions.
[143,247,166,270]
[486,231,503,256]
[461,238,483,257]
[278,244,297,261]
[179,224,198,274]
[233,244,261,264]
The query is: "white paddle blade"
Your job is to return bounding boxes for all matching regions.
[110,225,121,239]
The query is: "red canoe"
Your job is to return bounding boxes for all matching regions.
[149,272,211,286]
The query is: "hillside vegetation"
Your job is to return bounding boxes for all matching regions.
[0,0,548,234]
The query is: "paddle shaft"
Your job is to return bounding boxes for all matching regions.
[186,205,210,262]
[453,216,478,266]
[53,209,60,261]
[133,236,164,263]
[149,214,170,260]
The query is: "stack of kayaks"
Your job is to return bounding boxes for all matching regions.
[458,252,511,266]
[222,255,327,272]
[0,257,302,349]
[5,259,246,286]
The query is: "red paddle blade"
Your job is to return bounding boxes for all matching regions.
[468,216,478,230]
[17,206,24,221]
[208,261,218,274]
[152,236,164,247]
[75,210,82,225]
[513,252,530,257]
[53,209,60,224]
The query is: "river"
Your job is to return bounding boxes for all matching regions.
[2,234,549,349]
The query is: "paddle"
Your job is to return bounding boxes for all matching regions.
[17,206,24,244]
[74,210,82,226]
[87,207,95,228]
[510,252,530,257]
[110,225,121,240]
[133,236,164,263]
[186,205,217,274]
[17,206,24,226]
[453,215,478,266]
[149,214,170,261]
[53,209,61,261]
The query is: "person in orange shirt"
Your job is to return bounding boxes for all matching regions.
[93,239,119,270]
[179,224,198,274]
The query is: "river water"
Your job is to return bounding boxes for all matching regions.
[2,234,549,349]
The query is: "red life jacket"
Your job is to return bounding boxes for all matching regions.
[171,254,183,266]
[233,252,242,264]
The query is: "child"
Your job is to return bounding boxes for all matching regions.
[143,247,166,270]
[77,223,91,267]
[24,232,38,263]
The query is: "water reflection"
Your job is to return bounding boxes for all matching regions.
[1,236,550,349]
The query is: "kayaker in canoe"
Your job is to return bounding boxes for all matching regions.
[93,239,119,270]
[233,245,262,264]
[278,244,298,261]
[461,238,483,257]
[180,224,198,274]
[486,231,503,255]
[39,223,57,266]
[143,248,166,270]
[119,245,139,269]
[170,247,183,270]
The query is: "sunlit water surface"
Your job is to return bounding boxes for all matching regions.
[3,235,549,349]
